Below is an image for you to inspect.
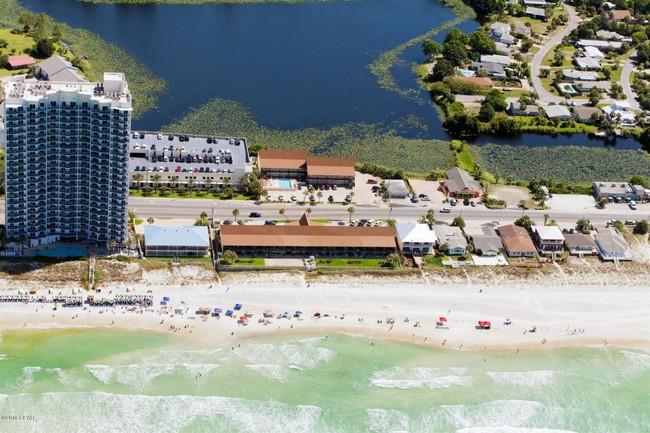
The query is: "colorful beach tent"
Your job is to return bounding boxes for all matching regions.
[226,310,234,316]
[214,308,222,313]
[163,296,170,302]
[439,317,447,322]
[234,303,243,310]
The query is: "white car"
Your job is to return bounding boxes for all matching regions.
[291,195,297,201]
[440,207,451,213]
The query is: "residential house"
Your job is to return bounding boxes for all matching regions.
[469,61,506,78]
[592,182,645,201]
[603,101,635,125]
[596,30,632,42]
[452,76,494,88]
[562,69,600,81]
[609,9,633,22]
[489,22,515,45]
[37,55,85,82]
[508,102,539,116]
[584,46,605,60]
[494,42,515,55]
[574,57,601,70]
[577,39,622,51]
[384,179,409,199]
[531,225,565,254]
[573,81,611,92]
[6,54,36,70]
[564,233,598,256]
[396,223,438,255]
[434,226,467,256]
[497,224,537,258]
[480,54,513,66]
[525,6,546,19]
[542,105,572,121]
[595,228,633,261]
[602,2,616,10]
[572,106,603,124]
[513,24,532,37]
[523,0,548,7]
[468,227,502,256]
[257,150,355,187]
[443,167,481,199]
[144,226,210,257]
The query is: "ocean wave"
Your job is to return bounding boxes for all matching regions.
[246,364,288,382]
[365,408,409,433]
[45,368,85,388]
[456,428,578,433]
[85,363,221,388]
[140,348,225,365]
[234,339,335,371]
[0,354,7,361]
[0,391,321,433]
[619,350,650,378]
[370,367,471,389]
[486,371,556,387]
[12,366,42,389]
[438,400,563,429]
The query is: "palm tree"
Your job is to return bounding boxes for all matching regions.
[279,208,287,220]
[18,234,28,255]
[147,217,155,225]
[305,207,312,216]
[347,206,355,223]
[200,211,208,219]
[350,191,355,202]
[302,190,309,203]
[204,178,213,193]
[128,210,136,225]
[170,175,179,190]
[151,174,161,191]
[316,191,323,203]
[132,173,143,191]
[107,238,117,250]
[260,188,268,200]
[543,214,550,226]
[232,208,240,222]
[188,178,195,194]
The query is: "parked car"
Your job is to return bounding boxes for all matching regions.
[410,196,418,203]
[450,198,458,206]
[332,185,338,190]
[328,195,334,203]
[463,198,470,206]
[249,212,262,218]
[629,202,637,210]
[470,201,476,207]
[264,220,277,225]
[291,195,297,201]
[223,220,234,225]
[440,207,451,213]
[419,194,430,201]
[367,178,378,184]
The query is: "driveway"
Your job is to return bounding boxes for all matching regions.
[530,3,580,103]
[621,51,641,111]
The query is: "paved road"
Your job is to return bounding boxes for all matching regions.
[621,51,641,111]
[125,197,641,227]
[530,2,580,103]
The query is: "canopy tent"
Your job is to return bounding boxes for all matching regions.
[239,316,248,321]
[214,308,223,313]
[314,312,321,317]
[226,310,234,316]
[234,303,243,310]
[295,310,303,315]
[439,317,447,322]
[478,321,492,329]
[163,296,170,302]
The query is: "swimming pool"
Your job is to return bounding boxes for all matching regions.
[32,246,89,257]
[279,179,293,189]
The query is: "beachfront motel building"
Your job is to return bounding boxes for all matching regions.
[2,73,132,247]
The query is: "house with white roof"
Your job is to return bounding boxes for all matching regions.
[542,105,572,121]
[603,101,636,125]
[531,225,565,254]
[595,228,632,261]
[584,46,605,60]
[525,6,546,19]
[396,223,438,255]
[562,69,600,81]
[574,57,601,70]
[480,54,513,66]
[144,225,211,257]
[523,0,547,7]
[577,39,622,51]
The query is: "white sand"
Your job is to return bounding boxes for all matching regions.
[2,266,650,352]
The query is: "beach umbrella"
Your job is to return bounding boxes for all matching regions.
[323,313,330,317]
[295,310,303,315]
[439,317,447,322]
[226,310,234,316]
[314,312,321,317]
[234,303,243,310]
[239,316,248,321]
[163,296,170,302]
[214,308,222,313]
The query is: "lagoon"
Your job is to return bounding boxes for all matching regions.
[18,0,641,149]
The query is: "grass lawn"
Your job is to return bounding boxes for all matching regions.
[424,255,444,267]
[511,17,546,35]
[0,28,73,78]
[456,146,475,172]
[542,46,576,68]
[540,75,559,95]
[514,116,597,134]
[134,219,143,225]
[315,258,390,268]
[231,258,265,266]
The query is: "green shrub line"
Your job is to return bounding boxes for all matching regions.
[0,0,166,119]
[367,0,475,102]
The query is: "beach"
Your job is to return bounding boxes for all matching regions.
[1,261,650,352]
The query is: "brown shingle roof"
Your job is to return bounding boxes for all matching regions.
[306,156,355,177]
[220,225,397,248]
[611,9,632,21]
[258,150,307,170]
[452,76,494,87]
[497,224,537,254]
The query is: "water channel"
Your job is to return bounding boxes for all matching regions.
[18,0,641,149]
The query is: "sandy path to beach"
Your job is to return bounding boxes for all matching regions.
[2,270,650,352]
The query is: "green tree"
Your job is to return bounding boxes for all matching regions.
[18,12,36,33]
[151,174,161,191]
[147,217,155,225]
[386,218,397,227]
[630,175,648,188]
[514,215,533,230]
[169,175,179,190]
[128,210,136,225]
[576,218,591,233]
[232,208,240,222]
[633,220,649,235]
[417,209,435,228]
[442,40,468,67]
[347,206,355,222]
[386,253,402,268]
[316,191,323,203]
[444,28,469,45]
[453,216,465,229]
[204,177,213,193]
[305,207,313,216]
[187,178,195,194]
[247,143,267,157]
[484,89,507,111]
[552,48,565,66]
[221,250,238,265]
[443,113,480,137]
[34,38,55,57]
[479,102,496,122]
[132,173,143,190]
[544,214,550,226]
[602,67,612,80]
[430,59,455,81]
[279,208,287,220]
[0,39,8,49]
[588,87,601,106]
[422,39,442,60]
[469,30,496,55]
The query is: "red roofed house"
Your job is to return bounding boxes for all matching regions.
[7,54,37,70]
[610,9,633,22]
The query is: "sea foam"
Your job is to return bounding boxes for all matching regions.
[370,367,471,389]
[486,370,556,387]
[438,400,563,429]
[0,391,322,433]
[85,363,221,388]
[365,408,409,433]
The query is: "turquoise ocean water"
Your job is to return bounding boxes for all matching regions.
[0,329,649,432]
